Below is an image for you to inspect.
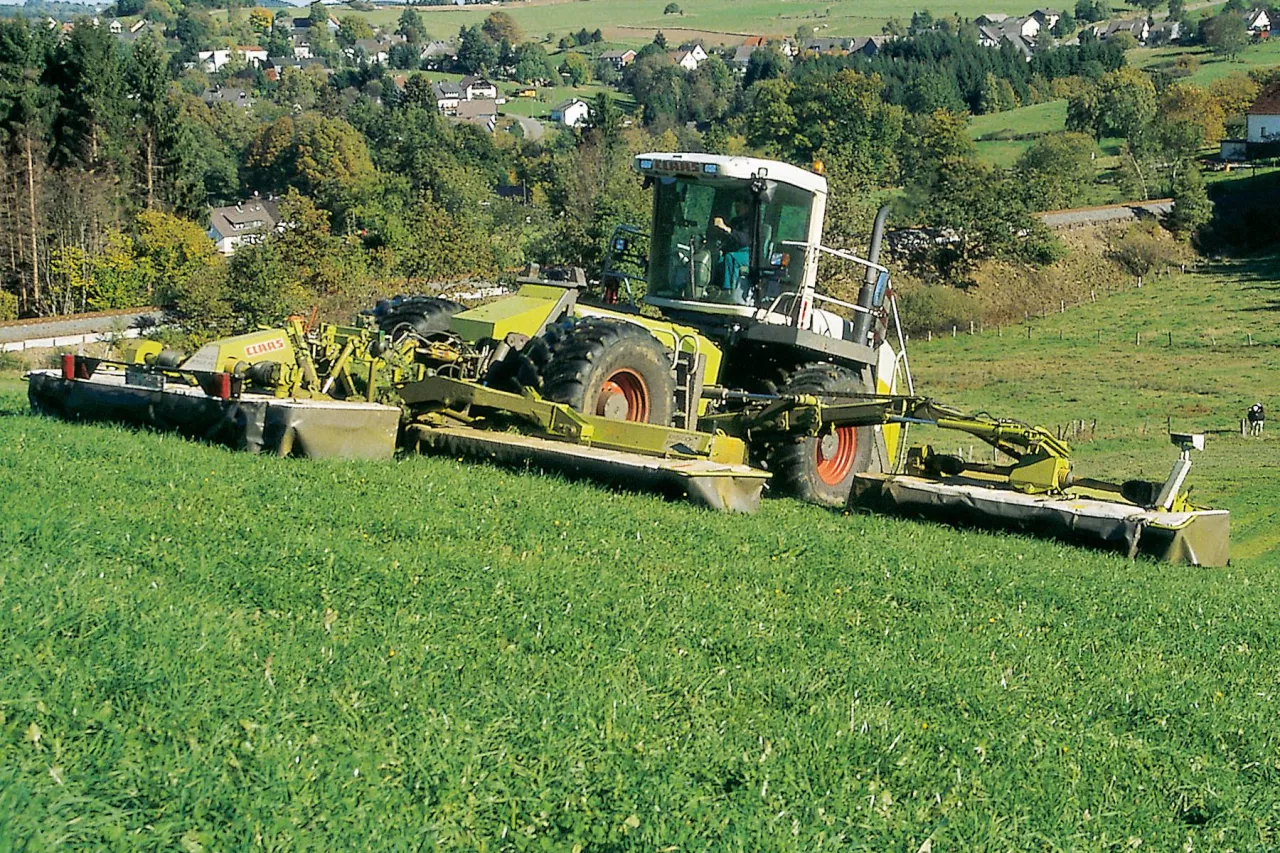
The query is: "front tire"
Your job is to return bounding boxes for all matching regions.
[542,319,675,426]
[767,363,875,507]
[372,295,463,342]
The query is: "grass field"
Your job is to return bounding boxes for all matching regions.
[1134,39,1280,85]
[967,100,1131,204]
[969,99,1069,167]
[2,255,1280,848]
[332,0,1085,42]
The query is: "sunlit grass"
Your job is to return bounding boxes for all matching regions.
[2,254,1279,848]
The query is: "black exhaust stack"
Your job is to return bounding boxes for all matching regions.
[850,204,890,346]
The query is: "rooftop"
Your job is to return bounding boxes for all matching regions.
[1248,81,1280,116]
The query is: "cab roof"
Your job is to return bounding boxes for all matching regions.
[634,152,827,196]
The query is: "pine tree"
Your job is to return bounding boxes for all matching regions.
[1168,163,1211,239]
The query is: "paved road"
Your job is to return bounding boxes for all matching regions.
[511,115,546,142]
[0,308,167,344]
[1039,199,1173,230]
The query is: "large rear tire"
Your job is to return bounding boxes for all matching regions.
[542,319,675,426]
[767,363,875,507]
[373,295,463,341]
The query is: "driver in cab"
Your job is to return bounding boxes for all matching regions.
[711,199,752,300]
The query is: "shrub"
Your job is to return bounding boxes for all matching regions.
[895,281,980,334]
[0,351,26,371]
[0,289,17,321]
[1109,222,1185,276]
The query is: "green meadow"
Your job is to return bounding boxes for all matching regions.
[2,249,1279,848]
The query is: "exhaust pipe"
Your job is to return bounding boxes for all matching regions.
[850,204,890,346]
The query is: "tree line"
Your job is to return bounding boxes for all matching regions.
[0,7,1238,327]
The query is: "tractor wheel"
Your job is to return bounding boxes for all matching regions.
[767,363,875,508]
[484,320,571,393]
[373,295,463,342]
[542,319,675,426]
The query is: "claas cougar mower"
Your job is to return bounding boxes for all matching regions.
[26,153,1229,565]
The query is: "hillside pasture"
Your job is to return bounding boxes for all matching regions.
[1133,39,1280,85]
[968,99,1069,167]
[332,0,1080,42]
[2,251,1279,848]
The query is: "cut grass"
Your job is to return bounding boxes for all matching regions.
[2,254,1279,848]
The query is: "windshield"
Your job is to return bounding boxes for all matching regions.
[647,176,813,308]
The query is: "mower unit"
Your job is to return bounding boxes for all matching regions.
[25,153,1230,565]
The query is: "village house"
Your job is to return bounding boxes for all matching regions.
[1102,18,1150,43]
[117,19,147,42]
[291,15,339,36]
[1243,8,1271,36]
[551,97,590,128]
[1030,9,1061,30]
[196,47,268,73]
[977,22,1034,59]
[461,75,498,100]
[456,100,499,132]
[801,36,849,55]
[669,46,706,71]
[728,45,756,70]
[201,87,254,109]
[433,80,462,114]
[207,199,280,255]
[1147,20,1182,45]
[1247,81,1280,142]
[848,35,889,57]
[420,40,457,66]
[600,48,637,70]
[348,38,389,65]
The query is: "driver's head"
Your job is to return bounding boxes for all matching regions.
[732,199,750,219]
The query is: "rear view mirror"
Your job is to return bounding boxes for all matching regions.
[871,271,890,308]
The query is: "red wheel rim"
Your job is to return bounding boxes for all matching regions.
[816,426,857,485]
[596,368,649,421]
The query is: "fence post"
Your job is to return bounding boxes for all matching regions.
[1060,300,1065,313]
[952,325,957,338]
[1136,332,1141,346]
[1027,326,1033,339]
[1167,330,1172,347]
[970,320,975,335]
[1248,333,1253,346]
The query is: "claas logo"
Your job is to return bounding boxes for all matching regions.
[244,338,287,358]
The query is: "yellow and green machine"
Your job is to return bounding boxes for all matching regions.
[26,153,1230,566]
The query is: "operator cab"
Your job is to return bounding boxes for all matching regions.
[636,153,826,323]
